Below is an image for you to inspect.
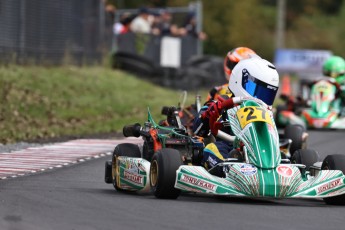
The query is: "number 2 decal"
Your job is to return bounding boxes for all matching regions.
[244,107,257,120]
[236,106,272,128]
[243,107,266,121]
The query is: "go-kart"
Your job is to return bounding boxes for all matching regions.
[276,77,345,129]
[104,98,345,204]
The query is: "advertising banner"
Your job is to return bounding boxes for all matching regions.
[274,49,333,77]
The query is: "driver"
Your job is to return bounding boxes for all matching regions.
[322,55,345,115]
[193,58,280,171]
[207,47,259,101]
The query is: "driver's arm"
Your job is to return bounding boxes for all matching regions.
[193,97,242,136]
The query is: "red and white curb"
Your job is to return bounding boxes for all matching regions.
[0,138,143,180]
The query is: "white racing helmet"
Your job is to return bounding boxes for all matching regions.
[229,58,279,106]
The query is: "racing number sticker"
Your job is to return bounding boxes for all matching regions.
[314,81,332,94]
[236,106,273,128]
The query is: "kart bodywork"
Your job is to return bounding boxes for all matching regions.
[175,164,345,198]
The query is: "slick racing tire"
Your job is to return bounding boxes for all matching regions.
[112,143,141,191]
[175,67,210,90]
[322,154,345,205]
[104,160,113,184]
[113,52,156,77]
[284,124,305,156]
[291,149,319,170]
[150,148,183,199]
[185,55,224,86]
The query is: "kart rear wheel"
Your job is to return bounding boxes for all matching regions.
[104,160,113,183]
[291,149,319,170]
[322,154,345,205]
[284,124,305,156]
[150,148,183,199]
[112,143,141,191]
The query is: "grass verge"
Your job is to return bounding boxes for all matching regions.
[0,65,207,143]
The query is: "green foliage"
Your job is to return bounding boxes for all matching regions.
[285,3,344,54]
[0,66,203,143]
[201,0,276,59]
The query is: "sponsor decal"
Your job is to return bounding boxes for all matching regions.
[267,85,278,91]
[125,160,139,173]
[207,156,218,167]
[181,174,217,192]
[137,162,147,173]
[317,178,343,194]
[240,164,257,176]
[276,165,293,177]
[124,170,143,185]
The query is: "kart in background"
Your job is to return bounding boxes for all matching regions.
[276,77,345,129]
[104,98,345,204]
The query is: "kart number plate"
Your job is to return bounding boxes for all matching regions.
[314,81,333,94]
[236,106,273,128]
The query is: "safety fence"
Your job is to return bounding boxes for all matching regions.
[0,0,104,65]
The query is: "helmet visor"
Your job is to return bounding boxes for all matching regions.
[242,71,279,105]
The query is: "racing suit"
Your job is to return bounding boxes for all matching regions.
[193,97,238,170]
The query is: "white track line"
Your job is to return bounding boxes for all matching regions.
[0,138,143,179]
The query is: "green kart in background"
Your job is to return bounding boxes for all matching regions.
[276,78,345,129]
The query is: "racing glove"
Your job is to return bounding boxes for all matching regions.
[202,97,245,120]
[201,97,243,136]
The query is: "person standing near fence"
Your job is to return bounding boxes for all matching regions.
[130,7,152,34]
[180,12,207,41]
[156,9,180,36]
[113,12,135,35]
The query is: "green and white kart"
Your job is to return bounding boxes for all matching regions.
[105,99,345,204]
[276,78,345,129]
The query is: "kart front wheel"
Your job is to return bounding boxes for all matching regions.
[150,148,183,199]
[284,124,306,156]
[112,143,141,191]
[322,154,345,205]
[291,149,319,170]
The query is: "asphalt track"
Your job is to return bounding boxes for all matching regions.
[0,130,345,230]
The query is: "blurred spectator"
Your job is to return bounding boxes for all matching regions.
[105,4,116,27]
[130,7,152,34]
[156,9,180,36]
[113,12,134,35]
[181,12,207,40]
[104,3,116,46]
[150,11,162,36]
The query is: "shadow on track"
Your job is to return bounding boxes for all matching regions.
[94,188,340,208]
